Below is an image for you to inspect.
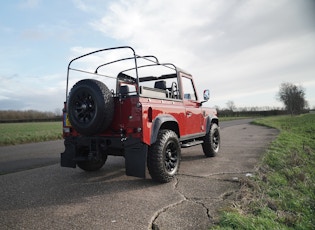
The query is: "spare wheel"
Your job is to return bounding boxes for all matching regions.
[67,79,114,135]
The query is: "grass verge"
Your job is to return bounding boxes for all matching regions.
[212,114,315,230]
[0,122,62,146]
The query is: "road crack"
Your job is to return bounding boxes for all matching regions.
[149,176,214,229]
[148,178,186,230]
[149,171,249,229]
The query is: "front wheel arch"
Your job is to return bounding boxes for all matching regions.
[206,116,219,134]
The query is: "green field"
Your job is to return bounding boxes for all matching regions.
[0,121,62,146]
[0,118,249,146]
[213,114,315,230]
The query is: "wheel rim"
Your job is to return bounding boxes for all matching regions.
[212,129,220,151]
[72,91,96,124]
[164,141,178,174]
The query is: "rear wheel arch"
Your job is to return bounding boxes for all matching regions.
[150,115,179,144]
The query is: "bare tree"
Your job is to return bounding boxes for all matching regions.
[54,108,62,116]
[226,100,236,111]
[277,82,308,115]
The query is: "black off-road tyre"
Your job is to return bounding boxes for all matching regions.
[76,146,108,171]
[77,154,107,171]
[68,79,114,135]
[147,129,181,183]
[202,123,220,157]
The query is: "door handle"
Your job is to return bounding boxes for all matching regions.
[186,111,192,117]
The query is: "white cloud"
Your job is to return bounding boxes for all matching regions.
[89,0,315,108]
[0,74,65,111]
[90,0,222,63]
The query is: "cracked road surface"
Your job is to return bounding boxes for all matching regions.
[0,120,278,229]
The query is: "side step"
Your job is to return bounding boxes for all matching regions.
[181,140,203,148]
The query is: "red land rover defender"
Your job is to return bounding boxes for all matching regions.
[61,46,220,183]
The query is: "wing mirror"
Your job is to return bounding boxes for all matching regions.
[203,89,210,101]
[200,89,210,105]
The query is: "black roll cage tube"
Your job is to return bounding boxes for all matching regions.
[66,46,178,101]
[94,55,159,74]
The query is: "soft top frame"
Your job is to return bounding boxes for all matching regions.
[66,46,184,100]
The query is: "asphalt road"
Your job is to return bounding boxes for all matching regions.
[0,119,278,229]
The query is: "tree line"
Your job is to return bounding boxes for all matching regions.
[222,82,312,117]
[218,108,289,117]
[0,110,62,123]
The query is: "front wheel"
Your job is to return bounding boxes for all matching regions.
[202,123,220,157]
[147,130,181,183]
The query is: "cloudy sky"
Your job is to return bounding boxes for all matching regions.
[1,0,315,112]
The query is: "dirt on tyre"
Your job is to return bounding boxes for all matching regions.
[202,123,220,157]
[67,79,114,135]
[147,129,181,183]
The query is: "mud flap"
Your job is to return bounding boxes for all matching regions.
[125,143,147,178]
[60,139,76,168]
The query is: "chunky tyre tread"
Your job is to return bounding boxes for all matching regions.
[68,79,114,135]
[202,123,220,157]
[147,129,180,183]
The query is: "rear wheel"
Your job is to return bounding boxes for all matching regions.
[77,155,107,172]
[147,130,181,183]
[77,158,107,171]
[202,123,220,157]
[76,146,107,171]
